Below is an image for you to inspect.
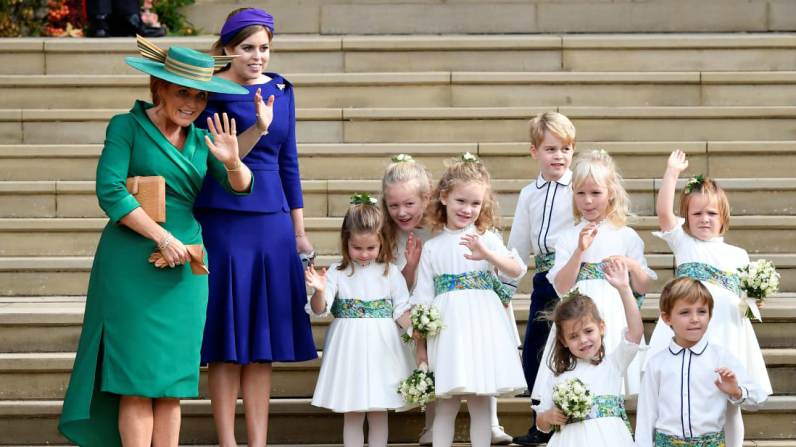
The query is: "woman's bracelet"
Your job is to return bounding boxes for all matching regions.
[295,233,306,238]
[225,160,242,172]
[157,230,172,251]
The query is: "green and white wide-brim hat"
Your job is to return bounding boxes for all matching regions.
[125,35,248,95]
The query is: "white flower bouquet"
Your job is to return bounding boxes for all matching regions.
[401,304,445,344]
[737,259,780,319]
[397,362,436,410]
[551,377,593,432]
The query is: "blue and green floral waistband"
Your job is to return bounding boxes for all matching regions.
[434,270,513,305]
[653,429,725,447]
[534,252,556,273]
[675,262,741,296]
[570,395,632,435]
[330,297,393,319]
[576,262,645,308]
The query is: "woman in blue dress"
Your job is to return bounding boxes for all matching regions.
[193,8,317,447]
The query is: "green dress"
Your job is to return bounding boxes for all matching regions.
[58,101,252,446]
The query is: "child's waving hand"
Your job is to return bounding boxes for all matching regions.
[714,367,743,400]
[603,259,630,290]
[578,222,599,252]
[667,149,689,175]
[460,233,489,261]
[405,231,423,268]
[305,265,327,292]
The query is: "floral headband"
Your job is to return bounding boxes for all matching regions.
[684,174,705,195]
[350,192,378,206]
[562,286,582,302]
[590,149,609,158]
[460,152,479,163]
[391,153,415,163]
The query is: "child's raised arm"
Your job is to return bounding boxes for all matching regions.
[603,259,643,344]
[657,150,689,232]
[401,231,422,290]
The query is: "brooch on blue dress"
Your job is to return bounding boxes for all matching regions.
[277,83,285,90]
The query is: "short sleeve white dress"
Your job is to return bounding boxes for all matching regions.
[411,224,527,398]
[533,330,643,447]
[644,218,772,394]
[307,262,416,412]
[531,220,657,400]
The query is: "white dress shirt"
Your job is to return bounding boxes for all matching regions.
[635,336,767,447]
[506,170,573,288]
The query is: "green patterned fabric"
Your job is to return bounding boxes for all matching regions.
[330,297,393,319]
[653,430,726,447]
[534,252,556,272]
[434,270,512,304]
[569,394,632,434]
[675,262,741,296]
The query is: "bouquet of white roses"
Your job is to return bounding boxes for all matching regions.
[401,304,445,344]
[551,377,593,432]
[737,259,780,320]
[397,362,436,410]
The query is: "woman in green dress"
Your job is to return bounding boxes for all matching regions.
[58,39,254,447]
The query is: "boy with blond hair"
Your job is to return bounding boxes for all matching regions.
[506,112,576,445]
[636,277,766,447]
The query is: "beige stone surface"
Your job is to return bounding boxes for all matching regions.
[0,53,45,75]
[769,1,796,31]
[0,195,55,218]
[23,122,107,145]
[295,85,451,108]
[321,4,536,34]
[709,153,796,178]
[703,85,796,106]
[186,4,320,34]
[344,50,562,73]
[563,49,796,72]
[538,2,766,33]
[0,326,80,353]
[0,159,97,181]
[452,84,701,107]
[295,121,343,144]
[571,118,796,142]
[0,122,22,145]
[343,119,529,143]
[56,195,103,218]
[0,87,144,110]
[0,272,90,297]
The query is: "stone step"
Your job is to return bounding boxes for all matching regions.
[6,71,796,109]
[5,34,796,75]
[5,106,796,145]
[184,0,794,36]
[2,296,795,354]
[3,177,794,219]
[1,142,795,181]
[1,396,794,444]
[0,215,795,260]
[2,346,794,400]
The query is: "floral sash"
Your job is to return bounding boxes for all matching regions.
[534,252,556,273]
[675,262,741,296]
[653,429,725,447]
[577,262,645,308]
[434,270,512,305]
[569,395,632,434]
[330,297,393,319]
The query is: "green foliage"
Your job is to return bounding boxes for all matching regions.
[150,0,200,36]
[0,0,47,37]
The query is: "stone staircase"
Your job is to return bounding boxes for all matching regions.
[1,2,796,444]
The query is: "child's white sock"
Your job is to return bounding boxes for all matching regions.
[366,411,388,447]
[343,412,366,447]
[432,396,461,447]
[724,402,744,447]
[489,396,500,426]
[467,395,491,447]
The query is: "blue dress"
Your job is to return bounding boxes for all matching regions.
[194,73,317,364]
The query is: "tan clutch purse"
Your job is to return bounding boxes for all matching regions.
[126,175,166,223]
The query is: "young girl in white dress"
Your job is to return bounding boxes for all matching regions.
[645,150,772,447]
[534,260,644,447]
[531,150,656,401]
[379,154,515,445]
[305,199,415,447]
[412,154,527,447]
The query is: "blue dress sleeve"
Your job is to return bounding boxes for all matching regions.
[278,85,304,210]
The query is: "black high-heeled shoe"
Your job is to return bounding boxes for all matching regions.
[111,14,166,38]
